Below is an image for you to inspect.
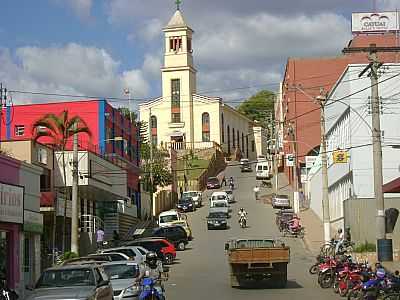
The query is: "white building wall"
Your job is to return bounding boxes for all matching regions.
[308,63,400,230]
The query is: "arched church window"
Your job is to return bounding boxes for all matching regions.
[170,37,183,52]
[221,113,224,143]
[202,112,210,142]
[227,125,231,155]
[232,127,235,147]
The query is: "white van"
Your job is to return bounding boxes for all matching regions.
[158,210,185,227]
[256,161,270,180]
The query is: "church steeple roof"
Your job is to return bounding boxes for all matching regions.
[166,9,189,29]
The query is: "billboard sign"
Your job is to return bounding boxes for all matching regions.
[286,154,295,167]
[305,156,318,169]
[0,182,24,224]
[352,12,400,33]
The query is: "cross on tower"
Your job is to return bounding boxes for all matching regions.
[175,0,182,10]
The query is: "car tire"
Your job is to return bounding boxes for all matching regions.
[177,241,186,251]
[164,253,174,264]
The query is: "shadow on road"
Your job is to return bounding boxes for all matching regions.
[234,280,303,290]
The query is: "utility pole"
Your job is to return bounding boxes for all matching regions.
[359,47,386,252]
[148,107,154,220]
[0,84,7,148]
[316,92,331,242]
[273,120,279,193]
[71,130,79,254]
[287,122,299,211]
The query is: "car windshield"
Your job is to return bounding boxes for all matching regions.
[184,192,198,197]
[36,269,95,288]
[103,263,139,280]
[212,195,226,200]
[213,201,227,207]
[208,213,225,218]
[160,215,178,223]
[225,190,232,195]
[208,178,218,183]
[179,197,192,203]
[257,166,263,170]
[276,195,289,199]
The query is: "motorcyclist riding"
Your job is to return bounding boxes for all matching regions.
[288,215,301,232]
[238,208,247,227]
[138,252,166,300]
[229,177,234,190]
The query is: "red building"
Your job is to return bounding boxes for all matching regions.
[279,32,400,187]
[0,99,141,214]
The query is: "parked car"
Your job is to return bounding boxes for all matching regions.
[256,161,270,180]
[171,219,193,240]
[62,256,112,265]
[206,177,220,189]
[26,264,113,300]
[101,246,147,264]
[240,159,252,172]
[151,225,189,251]
[207,211,228,230]
[176,196,196,212]
[257,155,267,162]
[271,194,291,209]
[158,209,186,227]
[125,238,176,264]
[102,261,141,300]
[88,252,130,262]
[182,191,202,207]
[224,189,235,203]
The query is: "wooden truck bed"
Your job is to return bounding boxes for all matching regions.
[228,247,290,264]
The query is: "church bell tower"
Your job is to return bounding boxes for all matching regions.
[161,5,197,146]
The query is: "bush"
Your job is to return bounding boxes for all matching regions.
[353,241,376,253]
[60,251,78,262]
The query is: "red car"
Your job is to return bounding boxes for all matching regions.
[125,238,176,264]
[207,177,220,189]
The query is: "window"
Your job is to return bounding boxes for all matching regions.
[171,79,181,123]
[37,147,48,164]
[40,169,51,192]
[170,37,182,52]
[150,116,157,146]
[221,113,224,143]
[187,38,192,52]
[242,133,245,152]
[237,130,240,150]
[252,140,255,152]
[246,136,249,158]
[227,125,231,154]
[202,112,210,142]
[15,125,25,136]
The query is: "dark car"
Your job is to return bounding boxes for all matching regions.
[240,159,252,172]
[207,211,228,230]
[176,197,196,212]
[207,177,221,189]
[151,225,189,251]
[125,238,176,264]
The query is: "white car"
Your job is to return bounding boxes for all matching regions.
[256,161,270,180]
[102,246,148,264]
[182,191,202,207]
[158,209,186,227]
[210,191,229,208]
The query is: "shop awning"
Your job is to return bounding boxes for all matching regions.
[383,177,400,193]
[169,131,185,137]
[40,192,56,207]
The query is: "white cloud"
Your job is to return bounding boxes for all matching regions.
[0,44,152,104]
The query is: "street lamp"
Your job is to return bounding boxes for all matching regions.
[315,93,331,242]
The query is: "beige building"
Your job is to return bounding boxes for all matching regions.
[139,9,259,160]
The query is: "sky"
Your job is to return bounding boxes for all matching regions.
[0,0,399,110]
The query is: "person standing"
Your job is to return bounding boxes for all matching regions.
[96,227,105,250]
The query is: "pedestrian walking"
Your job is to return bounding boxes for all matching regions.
[180,186,183,198]
[96,227,105,250]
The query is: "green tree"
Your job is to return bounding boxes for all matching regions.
[237,90,276,127]
[32,111,91,255]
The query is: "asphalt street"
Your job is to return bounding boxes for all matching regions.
[164,164,338,299]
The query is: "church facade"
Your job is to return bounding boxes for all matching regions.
[139,9,260,160]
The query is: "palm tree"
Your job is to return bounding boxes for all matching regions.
[32,110,91,254]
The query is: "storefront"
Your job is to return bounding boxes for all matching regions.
[0,181,24,290]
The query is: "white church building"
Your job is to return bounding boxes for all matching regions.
[139,8,263,160]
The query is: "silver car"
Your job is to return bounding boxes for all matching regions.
[272,194,291,209]
[26,264,113,300]
[102,246,148,264]
[102,261,141,300]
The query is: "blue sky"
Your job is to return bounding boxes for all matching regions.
[0,0,398,109]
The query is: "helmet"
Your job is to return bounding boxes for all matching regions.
[376,268,386,279]
[240,208,244,211]
[146,252,158,268]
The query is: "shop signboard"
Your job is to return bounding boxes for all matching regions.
[0,182,24,224]
[56,197,71,218]
[305,156,318,169]
[352,12,400,33]
[23,210,43,233]
[286,154,295,167]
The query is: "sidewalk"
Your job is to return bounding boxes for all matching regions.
[276,172,324,255]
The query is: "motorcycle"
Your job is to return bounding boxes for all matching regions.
[282,225,305,238]
[229,182,234,190]
[139,278,165,300]
[239,216,246,228]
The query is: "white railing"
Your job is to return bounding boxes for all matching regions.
[80,214,104,233]
[166,141,217,151]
